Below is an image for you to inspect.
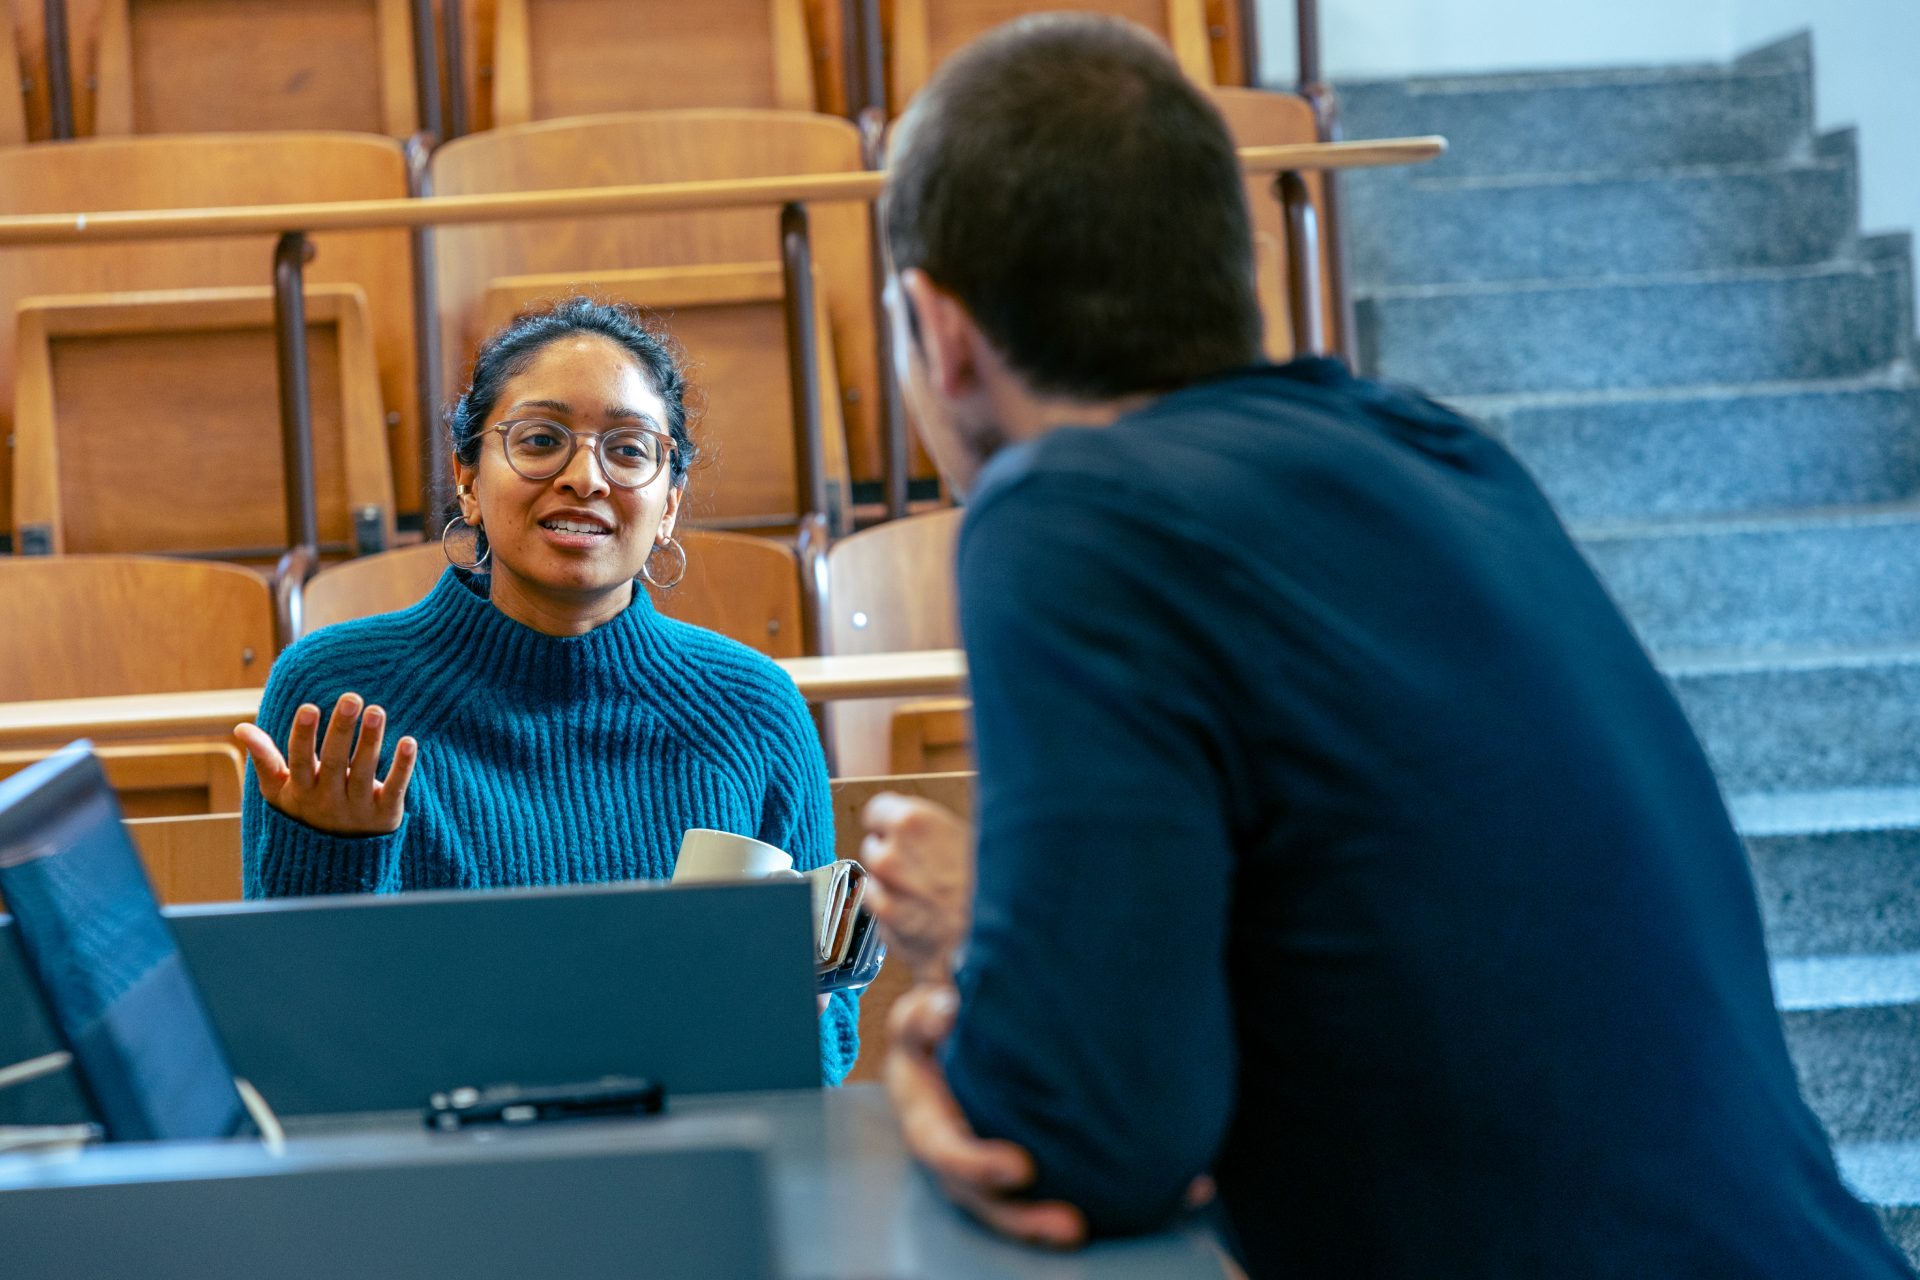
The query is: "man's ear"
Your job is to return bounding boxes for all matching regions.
[899,268,982,400]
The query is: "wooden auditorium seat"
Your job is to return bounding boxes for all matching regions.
[477,0,839,128]
[822,508,965,777]
[0,133,421,542]
[429,111,880,532]
[0,742,244,819]
[13,285,396,560]
[831,769,974,1084]
[1211,86,1337,359]
[0,556,275,700]
[297,531,807,658]
[0,13,27,144]
[883,0,1216,113]
[127,812,245,903]
[63,0,422,137]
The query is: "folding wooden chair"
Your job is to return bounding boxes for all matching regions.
[0,556,275,700]
[65,0,422,136]
[1213,86,1338,358]
[429,110,879,533]
[830,769,974,1084]
[0,133,420,540]
[297,530,806,659]
[0,743,245,820]
[884,0,1215,113]
[449,0,845,134]
[822,508,963,777]
[127,812,245,903]
[13,285,396,560]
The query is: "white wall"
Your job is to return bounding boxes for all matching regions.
[1256,0,1920,242]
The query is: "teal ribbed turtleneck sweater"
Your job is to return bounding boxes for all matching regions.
[241,567,857,1084]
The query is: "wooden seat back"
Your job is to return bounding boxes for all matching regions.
[653,531,807,660]
[480,0,832,128]
[823,508,962,776]
[0,556,275,700]
[13,284,395,560]
[0,743,244,819]
[429,111,879,525]
[299,530,805,658]
[830,769,973,1083]
[886,0,1215,111]
[72,0,421,137]
[126,812,245,904]
[0,133,420,539]
[1212,86,1334,359]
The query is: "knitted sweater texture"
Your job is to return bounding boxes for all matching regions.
[241,567,857,1084]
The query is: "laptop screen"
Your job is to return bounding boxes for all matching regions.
[0,744,250,1142]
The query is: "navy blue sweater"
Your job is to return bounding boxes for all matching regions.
[944,360,1909,1276]
[242,568,857,1085]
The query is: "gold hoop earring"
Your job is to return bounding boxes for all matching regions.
[641,535,686,589]
[441,513,489,571]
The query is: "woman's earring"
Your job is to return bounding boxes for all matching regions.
[442,512,489,572]
[641,535,687,589]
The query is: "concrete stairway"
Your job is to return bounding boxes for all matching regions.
[1337,32,1920,1259]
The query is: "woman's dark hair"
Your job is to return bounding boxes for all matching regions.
[448,295,699,487]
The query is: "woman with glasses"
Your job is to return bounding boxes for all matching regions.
[235,297,859,1083]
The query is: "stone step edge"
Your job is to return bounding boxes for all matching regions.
[1448,369,1917,415]
[1731,786,1920,840]
[1659,641,1920,680]
[1369,153,1849,195]
[1773,952,1920,1013]
[1836,1140,1920,1210]
[1358,255,1900,302]
[1571,497,1920,543]
[1334,58,1802,97]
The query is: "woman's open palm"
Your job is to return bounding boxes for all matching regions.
[235,693,418,836]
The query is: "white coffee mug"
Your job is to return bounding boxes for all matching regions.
[673,828,795,882]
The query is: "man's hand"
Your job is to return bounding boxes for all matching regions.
[886,982,1087,1249]
[860,794,973,981]
[235,693,417,837]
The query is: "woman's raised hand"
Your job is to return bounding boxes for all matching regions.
[234,693,418,836]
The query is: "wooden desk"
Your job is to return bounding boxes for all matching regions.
[0,650,969,750]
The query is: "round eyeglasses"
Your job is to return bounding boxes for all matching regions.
[492,418,674,490]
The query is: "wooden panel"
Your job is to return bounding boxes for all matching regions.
[13,285,393,559]
[824,508,962,776]
[830,769,974,1084]
[887,696,971,774]
[0,556,274,700]
[126,811,245,904]
[1211,87,1329,361]
[488,0,818,125]
[0,742,244,819]
[654,529,805,659]
[87,0,417,137]
[429,111,886,490]
[893,0,1213,109]
[0,133,418,534]
[301,541,446,634]
[1203,0,1246,86]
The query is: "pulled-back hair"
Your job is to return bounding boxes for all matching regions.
[448,295,698,486]
[884,13,1262,400]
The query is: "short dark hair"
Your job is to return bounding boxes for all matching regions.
[884,13,1262,399]
[448,295,699,486]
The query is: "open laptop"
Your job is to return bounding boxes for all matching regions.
[0,742,253,1142]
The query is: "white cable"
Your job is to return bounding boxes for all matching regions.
[0,1051,72,1092]
[234,1077,285,1155]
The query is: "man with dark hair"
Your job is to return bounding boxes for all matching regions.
[860,12,1913,1279]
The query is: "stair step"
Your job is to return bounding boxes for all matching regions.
[1357,259,1910,397]
[1735,789,1920,960]
[1667,647,1920,793]
[1575,503,1920,654]
[1461,378,1920,523]
[1835,1141,1920,1261]
[1777,954,1920,1146]
[1345,156,1854,287]
[1337,56,1811,181]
